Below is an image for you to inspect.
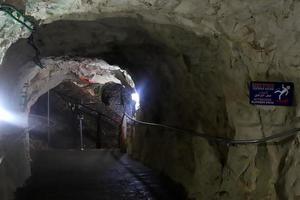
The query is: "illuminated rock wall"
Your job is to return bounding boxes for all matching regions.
[1,0,300,199]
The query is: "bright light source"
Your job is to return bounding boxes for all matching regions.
[0,105,27,127]
[131,92,140,110]
[0,156,3,165]
[0,106,15,123]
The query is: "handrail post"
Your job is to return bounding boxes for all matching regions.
[96,115,102,149]
[47,90,51,148]
[78,114,84,151]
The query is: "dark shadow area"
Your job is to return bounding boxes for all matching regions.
[111,151,189,200]
[5,16,230,200]
[15,150,188,200]
[28,80,133,151]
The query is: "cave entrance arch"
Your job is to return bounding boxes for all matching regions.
[0,56,138,152]
[27,57,137,151]
[29,80,135,151]
[0,17,233,200]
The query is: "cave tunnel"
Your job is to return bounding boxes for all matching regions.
[1,1,300,200]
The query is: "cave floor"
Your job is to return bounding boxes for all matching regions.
[15,149,182,200]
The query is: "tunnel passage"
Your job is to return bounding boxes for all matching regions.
[29,80,133,150]
[0,16,236,200]
[36,18,235,195]
[31,18,233,173]
[3,1,300,199]
[17,74,187,200]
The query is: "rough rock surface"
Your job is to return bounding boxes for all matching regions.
[24,57,135,110]
[1,0,300,200]
[0,55,135,200]
[0,11,30,63]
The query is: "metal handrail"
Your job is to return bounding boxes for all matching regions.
[51,90,300,146]
[124,112,300,145]
[53,90,121,124]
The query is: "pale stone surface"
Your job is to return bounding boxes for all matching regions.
[2,0,300,199]
[22,57,136,110]
[0,12,30,64]
[0,54,136,200]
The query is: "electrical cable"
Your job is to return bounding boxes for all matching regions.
[0,3,45,68]
[28,34,44,68]
[0,3,33,31]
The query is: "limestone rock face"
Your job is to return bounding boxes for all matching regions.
[1,0,300,200]
[0,11,30,63]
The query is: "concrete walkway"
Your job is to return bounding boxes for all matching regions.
[15,149,185,200]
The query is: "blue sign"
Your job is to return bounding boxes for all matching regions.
[249,81,294,106]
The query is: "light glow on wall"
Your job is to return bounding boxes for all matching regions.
[131,92,140,110]
[0,106,15,123]
[0,104,27,127]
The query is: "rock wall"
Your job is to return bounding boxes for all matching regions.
[0,42,135,200]
[1,0,300,199]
